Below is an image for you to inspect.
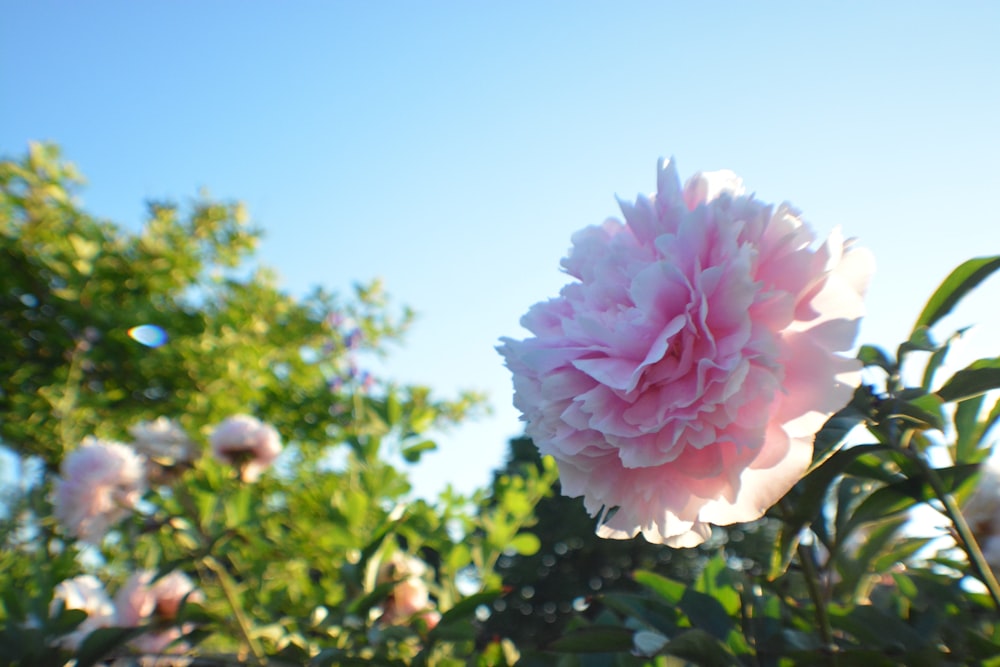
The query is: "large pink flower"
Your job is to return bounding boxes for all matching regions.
[498,159,873,547]
[209,415,282,482]
[52,438,146,544]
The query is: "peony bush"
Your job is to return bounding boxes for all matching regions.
[2,144,1000,666]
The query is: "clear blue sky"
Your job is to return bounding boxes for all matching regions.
[3,1,999,498]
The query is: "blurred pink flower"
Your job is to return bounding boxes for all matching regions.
[377,552,439,628]
[129,417,197,466]
[209,415,282,482]
[51,574,117,650]
[499,159,873,547]
[115,570,203,657]
[52,438,146,543]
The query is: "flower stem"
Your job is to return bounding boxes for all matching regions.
[796,541,838,666]
[202,555,268,665]
[899,440,1000,609]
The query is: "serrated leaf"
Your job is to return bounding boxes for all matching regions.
[913,256,1000,334]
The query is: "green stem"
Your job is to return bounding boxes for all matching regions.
[202,555,268,665]
[797,542,838,666]
[900,440,1000,609]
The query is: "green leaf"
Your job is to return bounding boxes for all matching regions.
[679,589,734,641]
[858,345,894,373]
[663,629,739,667]
[913,255,1000,334]
[433,590,503,629]
[634,569,687,604]
[74,627,145,667]
[898,325,937,357]
[445,543,471,574]
[506,532,541,556]
[346,580,397,617]
[812,401,869,463]
[401,439,437,463]
[953,395,985,464]
[937,357,1000,403]
[884,393,945,431]
[835,516,907,597]
[543,625,635,653]
[847,464,979,529]
[771,444,888,578]
[921,327,969,391]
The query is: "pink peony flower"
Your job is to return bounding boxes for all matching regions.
[115,570,203,657]
[498,159,873,547]
[377,552,438,627]
[209,415,282,482]
[130,417,197,466]
[52,438,146,544]
[51,574,117,650]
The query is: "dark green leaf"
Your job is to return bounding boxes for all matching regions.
[898,326,937,357]
[912,255,1000,334]
[544,625,635,653]
[921,327,969,391]
[433,590,503,628]
[830,604,927,651]
[346,581,397,617]
[937,357,1000,403]
[813,401,870,463]
[310,649,407,667]
[847,464,979,529]
[75,627,145,667]
[771,444,887,578]
[953,395,985,464]
[884,393,945,430]
[679,589,734,641]
[858,345,894,373]
[663,629,739,667]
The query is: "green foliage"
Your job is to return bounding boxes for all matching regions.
[0,144,512,665]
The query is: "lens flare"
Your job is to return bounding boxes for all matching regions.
[127,324,168,348]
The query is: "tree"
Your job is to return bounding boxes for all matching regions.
[0,143,535,666]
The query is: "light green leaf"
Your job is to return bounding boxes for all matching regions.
[913,256,1000,334]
